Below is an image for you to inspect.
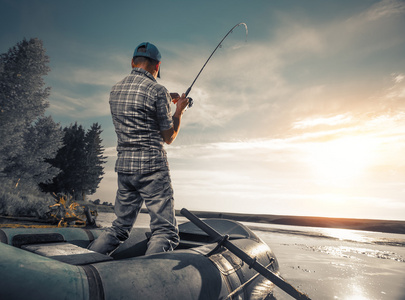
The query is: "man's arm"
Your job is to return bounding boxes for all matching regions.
[161,94,189,144]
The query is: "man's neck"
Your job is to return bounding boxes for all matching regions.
[133,64,157,79]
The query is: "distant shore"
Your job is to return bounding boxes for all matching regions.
[2,208,404,235]
[176,210,405,235]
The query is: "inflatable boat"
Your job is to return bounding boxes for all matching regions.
[0,215,280,300]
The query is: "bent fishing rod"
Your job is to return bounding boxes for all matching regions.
[184,22,248,108]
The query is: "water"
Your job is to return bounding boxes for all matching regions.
[97,212,405,300]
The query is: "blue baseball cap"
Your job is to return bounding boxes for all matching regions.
[133,42,161,78]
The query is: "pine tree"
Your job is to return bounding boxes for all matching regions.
[83,123,106,196]
[40,123,86,198]
[0,38,62,190]
[40,123,106,200]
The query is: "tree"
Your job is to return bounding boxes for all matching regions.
[40,123,86,198]
[0,38,62,190]
[2,116,63,190]
[83,123,106,195]
[40,122,106,200]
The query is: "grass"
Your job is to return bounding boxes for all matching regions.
[0,191,55,219]
[0,180,104,221]
[0,180,55,219]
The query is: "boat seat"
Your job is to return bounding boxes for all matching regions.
[22,242,113,265]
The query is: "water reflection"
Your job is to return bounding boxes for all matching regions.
[318,228,371,243]
[343,283,368,300]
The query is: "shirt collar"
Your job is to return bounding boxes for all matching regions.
[131,68,156,82]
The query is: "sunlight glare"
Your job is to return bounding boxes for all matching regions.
[306,136,377,184]
[345,284,369,300]
[319,228,369,243]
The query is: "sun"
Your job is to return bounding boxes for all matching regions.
[305,136,377,184]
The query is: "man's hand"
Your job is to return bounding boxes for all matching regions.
[161,93,189,145]
[174,93,189,117]
[170,93,180,103]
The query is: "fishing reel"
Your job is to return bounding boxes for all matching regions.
[170,93,192,108]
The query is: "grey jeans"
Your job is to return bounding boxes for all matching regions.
[89,168,179,255]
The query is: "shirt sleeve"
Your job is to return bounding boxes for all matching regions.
[156,87,173,131]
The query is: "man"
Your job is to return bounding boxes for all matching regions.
[89,42,189,255]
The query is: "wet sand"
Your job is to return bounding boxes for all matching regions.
[248,224,405,300]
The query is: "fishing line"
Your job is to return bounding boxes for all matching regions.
[185,23,248,108]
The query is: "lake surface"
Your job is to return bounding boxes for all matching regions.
[97,212,405,300]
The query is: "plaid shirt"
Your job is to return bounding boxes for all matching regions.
[110,68,173,174]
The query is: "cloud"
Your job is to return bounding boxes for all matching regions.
[168,108,405,169]
[292,114,353,129]
[95,110,405,217]
[60,67,124,87]
[91,165,117,202]
[46,0,405,145]
[104,146,117,157]
[363,0,405,21]
[45,41,131,119]
[48,88,110,118]
[392,73,404,84]
[333,0,405,55]
[158,1,404,139]
[386,73,405,100]
[47,51,137,119]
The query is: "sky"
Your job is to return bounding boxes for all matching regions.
[1,0,405,220]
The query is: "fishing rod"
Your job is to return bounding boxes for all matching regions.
[185,22,248,108]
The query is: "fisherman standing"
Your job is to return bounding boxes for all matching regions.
[89,42,189,255]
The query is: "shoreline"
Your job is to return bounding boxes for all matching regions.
[175,210,405,235]
[2,209,405,235]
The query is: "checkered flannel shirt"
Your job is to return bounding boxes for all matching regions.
[110,68,173,174]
